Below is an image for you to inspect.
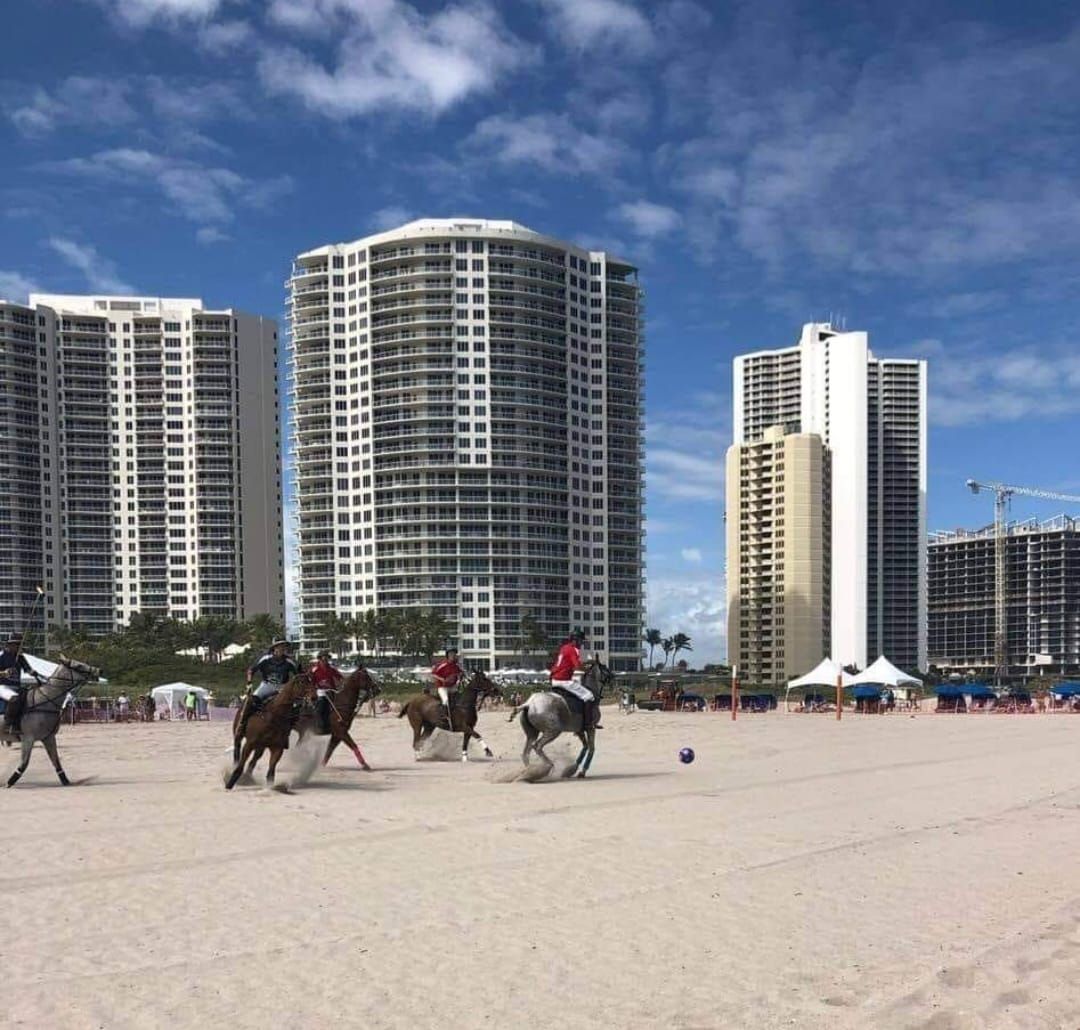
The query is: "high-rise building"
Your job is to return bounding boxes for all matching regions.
[287,218,645,670]
[0,293,283,640]
[726,425,831,687]
[929,515,1080,679]
[731,323,927,672]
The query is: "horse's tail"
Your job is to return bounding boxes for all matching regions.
[517,705,534,735]
[397,700,410,719]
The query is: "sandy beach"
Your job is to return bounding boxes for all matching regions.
[6,708,1080,1029]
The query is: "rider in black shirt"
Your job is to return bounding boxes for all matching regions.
[2,635,36,738]
[237,638,299,739]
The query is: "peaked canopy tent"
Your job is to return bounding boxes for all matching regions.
[849,656,923,688]
[849,655,924,704]
[151,683,211,718]
[784,659,854,710]
[1050,682,1080,697]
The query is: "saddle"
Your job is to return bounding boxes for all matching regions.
[550,686,586,717]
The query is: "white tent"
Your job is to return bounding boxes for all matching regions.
[849,655,923,688]
[784,658,854,710]
[151,682,210,718]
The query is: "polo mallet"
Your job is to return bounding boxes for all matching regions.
[14,585,45,664]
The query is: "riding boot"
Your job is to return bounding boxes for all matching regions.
[236,695,257,740]
[439,703,451,730]
[4,688,25,737]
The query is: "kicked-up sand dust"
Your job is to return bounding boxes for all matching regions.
[6,709,1080,1028]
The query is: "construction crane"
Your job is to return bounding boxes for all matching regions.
[966,479,1080,684]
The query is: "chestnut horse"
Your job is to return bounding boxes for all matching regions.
[294,667,381,769]
[226,673,315,790]
[398,669,502,761]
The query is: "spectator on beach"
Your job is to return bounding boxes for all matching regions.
[184,691,197,721]
[116,694,129,722]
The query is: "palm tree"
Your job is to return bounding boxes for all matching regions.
[243,612,285,653]
[317,613,353,658]
[190,615,243,663]
[518,613,548,666]
[349,610,376,656]
[418,609,452,661]
[644,628,662,669]
[661,636,675,667]
[672,632,693,666]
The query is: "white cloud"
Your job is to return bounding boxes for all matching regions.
[659,24,1080,276]
[196,18,253,52]
[97,0,223,27]
[195,226,230,245]
[536,0,654,55]
[469,113,629,176]
[909,291,1005,319]
[8,74,245,141]
[615,199,682,238]
[47,238,135,294]
[258,1,536,118]
[929,342,1080,428]
[44,148,292,226]
[647,393,729,503]
[370,205,414,231]
[680,547,703,563]
[144,78,247,124]
[0,271,41,304]
[646,570,725,665]
[9,77,137,136]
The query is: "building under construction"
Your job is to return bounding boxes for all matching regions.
[928,515,1080,679]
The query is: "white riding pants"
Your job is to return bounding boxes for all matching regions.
[253,682,280,701]
[437,687,450,707]
[552,676,595,703]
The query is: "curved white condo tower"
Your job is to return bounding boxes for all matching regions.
[288,218,644,670]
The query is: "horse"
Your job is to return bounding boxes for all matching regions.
[3,655,100,788]
[512,659,614,779]
[225,673,316,790]
[398,669,502,761]
[293,667,381,769]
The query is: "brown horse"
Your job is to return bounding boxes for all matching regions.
[226,674,315,790]
[293,667,381,769]
[398,669,502,761]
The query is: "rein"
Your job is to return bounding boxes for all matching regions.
[23,664,84,719]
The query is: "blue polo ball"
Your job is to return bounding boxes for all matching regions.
[678,747,695,764]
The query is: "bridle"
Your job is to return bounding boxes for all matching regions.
[23,663,85,719]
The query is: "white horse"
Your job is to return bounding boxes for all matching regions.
[3,656,99,787]
[512,660,613,779]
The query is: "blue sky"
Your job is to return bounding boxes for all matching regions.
[3,0,1080,664]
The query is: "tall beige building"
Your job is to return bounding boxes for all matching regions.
[726,425,831,687]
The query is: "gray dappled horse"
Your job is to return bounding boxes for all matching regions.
[3,656,99,787]
[513,659,614,779]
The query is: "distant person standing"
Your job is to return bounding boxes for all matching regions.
[116,694,130,722]
[184,690,197,721]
